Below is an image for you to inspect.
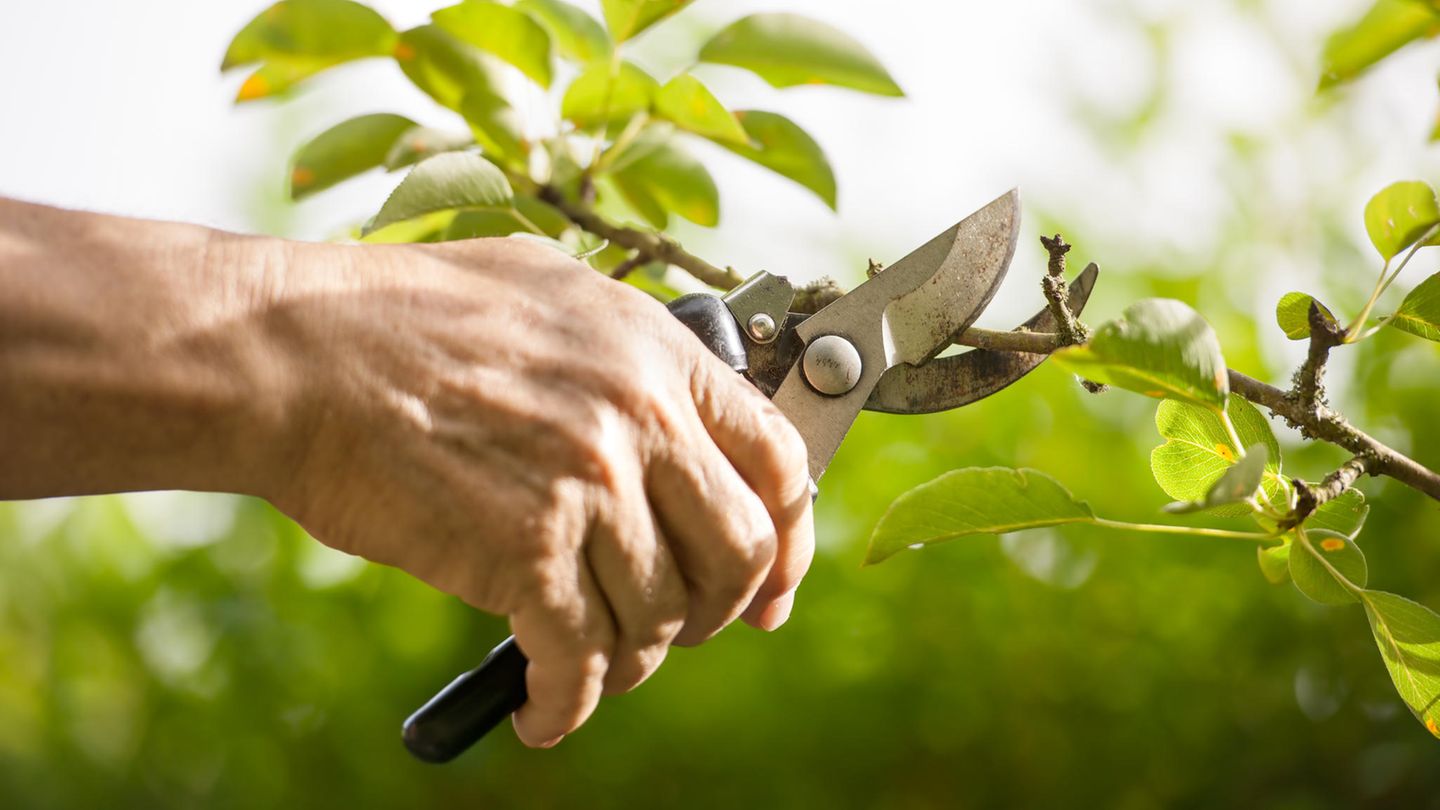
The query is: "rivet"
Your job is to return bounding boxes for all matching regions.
[801,335,862,396]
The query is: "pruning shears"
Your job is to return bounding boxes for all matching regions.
[401,190,1099,762]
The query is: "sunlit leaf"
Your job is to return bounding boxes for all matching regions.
[223,0,396,101]
[1290,529,1367,605]
[561,61,659,128]
[433,0,554,88]
[460,88,527,163]
[222,0,396,70]
[443,209,533,240]
[358,209,458,243]
[1150,396,1283,517]
[1257,542,1291,585]
[865,467,1096,566]
[1319,0,1440,89]
[1390,271,1440,341]
[1164,444,1268,514]
[654,74,749,146]
[720,110,836,210]
[1364,180,1440,261]
[601,0,695,42]
[516,0,611,63]
[383,127,474,171]
[699,13,903,96]
[610,134,719,227]
[1307,489,1370,538]
[1361,590,1440,739]
[1052,299,1230,411]
[288,113,415,199]
[366,151,513,235]
[1275,292,1338,340]
[393,25,502,111]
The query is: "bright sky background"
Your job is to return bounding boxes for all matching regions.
[2,0,1437,334]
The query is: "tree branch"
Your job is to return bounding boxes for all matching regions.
[1283,454,1375,529]
[943,324,1440,502]
[1290,301,1345,415]
[1039,235,1090,346]
[538,186,745,289]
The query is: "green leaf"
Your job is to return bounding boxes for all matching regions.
[515,0,611,63]
[1275,292,1339,340]
[383,127,474,171]
[654,74,749,146]
[721,110,836,210]
[1290,529,1368,605]
[610,135,719,227]
[1164,444,1268,514]
[600,0,695,42]
[1052,299,1230,411]
[443,209,532,240]
[289,113,415,200]
[366,151,513,235]
[223,0,396,101]
[460,88,527,163]
[1320,0,1440,89]
[1360,590,1440,739]
[699,13,904,97]
[1365,180,1440,261]
[393,25,502,112]
[359,210,457,243]
[865,468,1096,566]
[433,1,554,88]
[561,61,659,128]
[1390,271,1440,341]
[1308,489,1370,538]
[222,0,396,70]
[1257,542,1291,585]
[1150,396,1283,518]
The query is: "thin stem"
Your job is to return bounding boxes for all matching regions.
[1346,225,1437,341]
[510,208,546,237]
[1220,409,1247,460]
[1092,517,1279,542]
[1347,260,1391,343]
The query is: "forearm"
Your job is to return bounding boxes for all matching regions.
[0,198,301,499]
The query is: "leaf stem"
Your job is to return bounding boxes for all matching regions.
[1091,517,1279,542]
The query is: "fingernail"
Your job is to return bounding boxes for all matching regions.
[538,735,564,749]
[759,590,796,631]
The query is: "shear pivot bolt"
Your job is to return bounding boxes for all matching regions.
[747,312,777,342]
[802,335,862,396]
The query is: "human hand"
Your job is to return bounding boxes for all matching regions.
[265,237,815,747]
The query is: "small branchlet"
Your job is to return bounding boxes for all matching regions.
[1039,234,1103,392]
[1282,453,1376,529]
[609,252,648,281]
[1288,300,1346,420]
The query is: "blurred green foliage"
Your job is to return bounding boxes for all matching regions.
[6,0,1440,807]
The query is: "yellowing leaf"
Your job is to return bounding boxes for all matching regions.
[1364,180,1440,261]
[699,13,903,97]
[864,468,1096,566]
[222,0,396,101]
[290,113,416,199]
[433,0,554,88]
[1052,299,1230,411]
[366,151,514,235]
[393,25,503,112]
[654,74,748,146]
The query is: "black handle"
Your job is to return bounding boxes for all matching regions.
[402,636,528,763]
[401,294,749,762]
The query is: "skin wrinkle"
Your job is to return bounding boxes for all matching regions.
[1,199,814,748]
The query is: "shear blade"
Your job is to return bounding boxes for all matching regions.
[864,262,1100,414]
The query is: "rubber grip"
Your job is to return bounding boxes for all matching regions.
[401,636,528,763]
[402,294,752,762]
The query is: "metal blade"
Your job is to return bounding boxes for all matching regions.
[864,262,1100,414]
[768,190,1022,480]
